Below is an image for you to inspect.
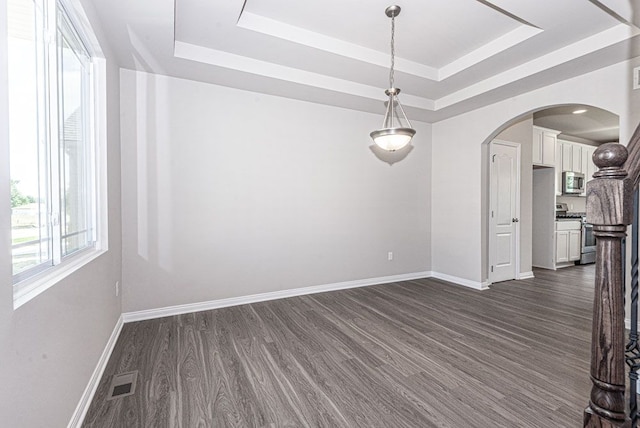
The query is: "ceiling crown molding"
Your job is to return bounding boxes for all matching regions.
[90,0,640,122]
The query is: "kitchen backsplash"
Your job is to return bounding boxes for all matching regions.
[557,195,586,212]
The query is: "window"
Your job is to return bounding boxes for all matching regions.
[7,0,105,305]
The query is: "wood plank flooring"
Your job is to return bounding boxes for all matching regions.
[83,265,599,427]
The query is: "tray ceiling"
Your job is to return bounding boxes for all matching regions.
[534,105,620,143]
[91,0,640,122]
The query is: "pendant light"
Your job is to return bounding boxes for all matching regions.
[370,5,416,152]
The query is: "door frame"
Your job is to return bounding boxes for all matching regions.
[488,139,521,284]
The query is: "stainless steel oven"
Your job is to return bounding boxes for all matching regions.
[578,219,596,264]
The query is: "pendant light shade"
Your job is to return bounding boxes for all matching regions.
[370,88,416,151]
[371,128,415,151]
[371,5,416,151]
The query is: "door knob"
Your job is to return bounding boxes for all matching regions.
[512,218,519,223]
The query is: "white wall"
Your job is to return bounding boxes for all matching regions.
[120,70,432,312]
[432,58,638,285]
[0,0,122,426]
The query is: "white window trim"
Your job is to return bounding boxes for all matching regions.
[12,0,109,309]
[14,247,106,308]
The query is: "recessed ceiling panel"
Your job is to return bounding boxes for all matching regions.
[534,105,620,143]
[242,0,524,68]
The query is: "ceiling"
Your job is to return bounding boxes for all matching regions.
[534,105,620,144]
[89,0,640,122]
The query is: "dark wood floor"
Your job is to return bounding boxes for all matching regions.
[83,265,598,427]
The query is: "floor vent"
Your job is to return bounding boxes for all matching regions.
[107,371,138,400]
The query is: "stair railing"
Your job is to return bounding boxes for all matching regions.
[584,133,639,426]
[625,189,639,427]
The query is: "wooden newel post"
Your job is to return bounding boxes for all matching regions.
[584,143,634,428]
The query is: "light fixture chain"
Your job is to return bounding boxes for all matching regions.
[389,13,395,89]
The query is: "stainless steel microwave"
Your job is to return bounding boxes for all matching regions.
[562,171,585,194]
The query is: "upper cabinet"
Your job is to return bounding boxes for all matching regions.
[561,142,572,172]
[572,144,582,172]
[533,124,600,196]
[555,139,598,196]
[582,145,597,196]
[533,126,560,167]
[559,140,583,173]
[586,147,597,180]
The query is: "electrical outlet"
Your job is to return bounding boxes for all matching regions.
[388,251,393,261]
[115,280,120,297]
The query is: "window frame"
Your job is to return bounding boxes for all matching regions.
[8,0,109,309]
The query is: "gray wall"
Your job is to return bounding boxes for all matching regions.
[120,70,432,313]
[0,0,122,426]
[496,116,534,276]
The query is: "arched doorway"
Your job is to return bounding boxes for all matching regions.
[484,104,619,284]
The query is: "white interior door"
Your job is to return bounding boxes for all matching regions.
[489,140,520,283]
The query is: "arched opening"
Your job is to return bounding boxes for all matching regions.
[482,104,619,284]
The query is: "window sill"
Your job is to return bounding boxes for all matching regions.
[13,248,107,309]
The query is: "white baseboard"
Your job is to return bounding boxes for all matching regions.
[517,271,535,280]
[555,262,575,269]
[428,271,490,290]
[122,271,432,323]
[68,315,124,428]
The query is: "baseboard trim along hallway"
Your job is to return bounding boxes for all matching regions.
[122,271,432,323]
[68,315,124,428]
[122,271,494,323]
[428,271,490,290]
[518,271,535,279]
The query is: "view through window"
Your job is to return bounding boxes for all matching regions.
[8,0,96,284]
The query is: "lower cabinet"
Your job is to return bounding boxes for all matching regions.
[556,221,582,265]
[556,230,570,263]
[569,230,581,261]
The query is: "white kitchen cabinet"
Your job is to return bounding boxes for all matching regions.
[586,146,597,179]
[556,230,569,263]
[569,230,581,261]
[542,132,556,166]
[580,148,588,197]
[533,126,559,167]
[555,220,582,266]
[572,145,582,173]
[581,146,589,180]
[557,140,573,196]
[581,146,597,196]
[561,142,572,172]
[532,128,543,165]
[555,143,562,196]
[555,139,598,196]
